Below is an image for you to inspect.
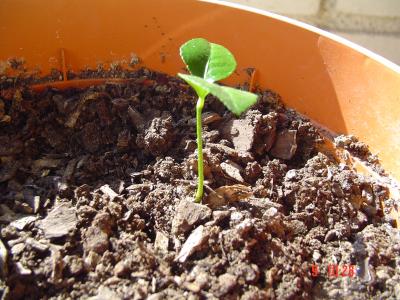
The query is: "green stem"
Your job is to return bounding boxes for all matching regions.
[195,96,205,203]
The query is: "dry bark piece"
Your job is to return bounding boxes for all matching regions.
[220,160,245,183]
[202,112,222,125]
[204,185,252,209]
[172,199,212,236]
[189,112,222,126]
[270,129,297,160]
[38,203,78,239]
[175,225,208,263]
[206,143,254,163]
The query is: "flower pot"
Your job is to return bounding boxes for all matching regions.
[1,0,399,182]
[0,0,400,299]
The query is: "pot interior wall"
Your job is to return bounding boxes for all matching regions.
[0,0,399,180]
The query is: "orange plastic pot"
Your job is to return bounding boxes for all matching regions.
[0,0,399,181]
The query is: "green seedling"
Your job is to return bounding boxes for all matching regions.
[178,38,258,203]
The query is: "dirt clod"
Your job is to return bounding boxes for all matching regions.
[220,160,245,183]
[172,199,212,236]
[154,231,169,253]
[137,112,175,156]
[38,203,77,239]
[270,129,297,160]
[83,212,113,254]
[222,118,255,153]
[215,273,237,296]
[10,216,38,230]
[175,225,208,263]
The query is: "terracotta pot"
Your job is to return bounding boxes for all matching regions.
[1,0,399,182]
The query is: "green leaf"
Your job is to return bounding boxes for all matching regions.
[180,38,237,82]
[179,73,209,100]
[204,43,236,82]
[180,38,211,78]
[178,74,258,116]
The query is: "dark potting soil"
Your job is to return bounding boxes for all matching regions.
[0,68,399,300]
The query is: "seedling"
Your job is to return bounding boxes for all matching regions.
[179,38,258,203]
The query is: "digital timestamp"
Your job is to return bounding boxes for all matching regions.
[311,264,357,278]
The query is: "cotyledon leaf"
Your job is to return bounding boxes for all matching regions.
[178,73,258,116]
[180,38,237,82]
[180,38,211,78]
[203,43,236,82]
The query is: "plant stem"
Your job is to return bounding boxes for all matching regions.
[195,96,205,203]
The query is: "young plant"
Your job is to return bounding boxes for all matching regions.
[178,38,258,203]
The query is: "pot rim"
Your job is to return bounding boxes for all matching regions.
[203,0,400,72]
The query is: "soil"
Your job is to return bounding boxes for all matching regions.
[0,67,399,300]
